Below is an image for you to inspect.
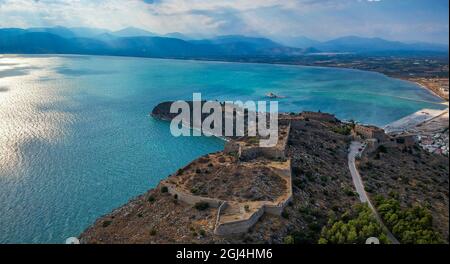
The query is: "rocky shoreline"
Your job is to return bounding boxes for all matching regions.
[79,104,449,244]
[79,108,357,243]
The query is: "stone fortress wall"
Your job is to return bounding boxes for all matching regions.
[151,106,372,236]
[213,159,293,235]
[161,122,293,236]
[154,104,423,236]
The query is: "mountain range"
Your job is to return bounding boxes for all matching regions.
[0,26,448,59]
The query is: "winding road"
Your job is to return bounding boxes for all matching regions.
[348,141,400,244]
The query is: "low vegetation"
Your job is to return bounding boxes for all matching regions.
[161,186,169,193]
[318,204,389,244]
[332,125,352,136]
[374,196,444,244]
[359,144,449,241]
[194,202,210,211]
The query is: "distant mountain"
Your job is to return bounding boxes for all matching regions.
[317,36,449,53]
[0,29,310,58]
[69,27,111,38]
[277,36,322,49]
[163,32,191,40]
[275,35,448,54]
[406,42,449,52]
[0,27,447,59]
[111,27,156,37]
[189,35,306,56]
[27,26,77,39]
[0,29,110,54]
[201,35,282,48]
[26,26,111,39]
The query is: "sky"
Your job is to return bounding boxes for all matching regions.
[0,0,448,44]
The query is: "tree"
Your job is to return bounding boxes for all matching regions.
[374,196,444,244]
[319,204,389,244]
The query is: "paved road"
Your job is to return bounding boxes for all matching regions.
[348,141,400,244]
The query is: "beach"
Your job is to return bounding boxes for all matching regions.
[384,107,449,156]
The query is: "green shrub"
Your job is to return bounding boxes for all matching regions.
[320,176,329,182]
[332,125,351,135]
[283,235,295,244]
[293,178,305,189]
[147,195,155,203]
[102,220,112,228]
[299,206,311,215]
[377,145,388,153]
[292,167,303,176]
[289,231,317,244]
[194,202,209,211]
[161,186,169,193]
[343,187,357,197]
[305,172,315,182]
[364,186,373,193]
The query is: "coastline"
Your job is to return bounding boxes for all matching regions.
[79,111,356,243]
[6,53,448,103]
[79,107,449,244]
[399,77,449,102]
[2,54,446,243]
[384,108,449,134]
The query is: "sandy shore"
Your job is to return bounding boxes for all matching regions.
[402,77,449,102]
[384,108,449,135]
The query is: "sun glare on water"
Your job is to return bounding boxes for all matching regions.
[0,56,74,177]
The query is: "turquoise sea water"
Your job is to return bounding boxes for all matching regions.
[0,55,445,243]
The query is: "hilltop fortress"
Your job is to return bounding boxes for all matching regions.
[80,104,348,242]
[154,101,295,235]
[79,103,448,244]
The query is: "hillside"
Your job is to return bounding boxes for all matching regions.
[359,144,449,241]
[79,113,360,244]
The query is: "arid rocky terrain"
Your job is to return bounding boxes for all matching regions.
[80,109,448,244]
[359,144,449,241]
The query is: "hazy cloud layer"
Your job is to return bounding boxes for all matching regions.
[0,0,448,43]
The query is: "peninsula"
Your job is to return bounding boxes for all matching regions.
[79,105,448,244]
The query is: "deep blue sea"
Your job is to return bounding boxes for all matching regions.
[0,55,445,243]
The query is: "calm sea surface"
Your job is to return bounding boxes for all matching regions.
[0,55,445,243]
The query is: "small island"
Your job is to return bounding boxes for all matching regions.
[266,92,286,99]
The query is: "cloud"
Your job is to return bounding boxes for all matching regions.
[0,0,448,43]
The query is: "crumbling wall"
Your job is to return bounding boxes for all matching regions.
[163,183,224,208]
[214,206,265,235]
